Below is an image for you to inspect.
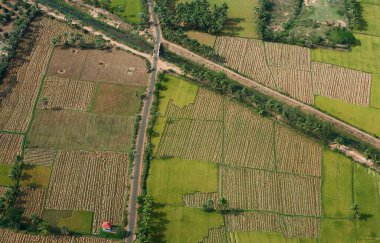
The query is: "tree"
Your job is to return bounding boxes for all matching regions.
[37,221,49,235]
[219,197,228,211]
[41,97,48,110]
[202,199,215,212]
[351,203,360,220]
[333,137,343,148]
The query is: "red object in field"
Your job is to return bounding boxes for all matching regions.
[102,222,112,231]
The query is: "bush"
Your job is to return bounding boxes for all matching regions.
[327,28,356,45]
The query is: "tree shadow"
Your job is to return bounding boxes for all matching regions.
[150,203,168,243]
[355,2,368,32]
[223,18,245,36]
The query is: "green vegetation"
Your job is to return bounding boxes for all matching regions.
[153,205,223,243]
[20,165,51,189]
[315,96,380,137]
[355,2,380,36]
[110,0,143,24]
[320,219,356,243]
[38,0,153,52]
[322,150,353,218]
[185,31,216,47]
[90,83,145,116]
[147,158,218,204]
[43,209,93,234]
[354,164,380,240]
[151,116,167,154]
[157,75,198,115]
[230,231,315,243]
[0,165,13,187]
[28,110,134,152]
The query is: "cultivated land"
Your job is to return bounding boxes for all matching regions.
[110,0,143,24]
[147,75,380,242]
[0,14,148,237]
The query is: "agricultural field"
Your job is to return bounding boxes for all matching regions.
[214,36,372,106]
[0,13,147,237]
[148,75,380,242]
[109,0,143,24]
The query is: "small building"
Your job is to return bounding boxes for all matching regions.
[102,221,112,232]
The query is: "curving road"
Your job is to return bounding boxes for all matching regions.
[125,0,161,242]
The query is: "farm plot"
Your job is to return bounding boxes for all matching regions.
[271,67,314,104]
[156,119,223,163]
[0,133,23,164]
[214,37,275,88]
[17,187,46,218]
[264,42,311,71]
[166,88,223,120]
[29,110,134,152]
[90,83,145,116]
[37,76,96,111]
[224,102,275,170]
[275,124,322,177]
[24,148,57,165]
[0,17,87,132]
[220,166,278,211]
[47,48,89,79]
[46,150,129,232]
[200,226,226,243]
[277,173,322,216]
[80,49,148,86]
[225,212,320,239]
[312,62,372,106]
[183,192,219,208]
[0,228,118,242]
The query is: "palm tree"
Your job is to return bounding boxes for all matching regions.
[333,137,343,149]
[219,197,228,211]
[351,203,360,220]
[37,221,49,235]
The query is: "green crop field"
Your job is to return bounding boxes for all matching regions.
[147,158,218,204]
[320,219,356,243]
[322,150,353,218]
[0,165,13,187]
[110,0,143,24]
[44,209,93,234]
[20,164,51,189]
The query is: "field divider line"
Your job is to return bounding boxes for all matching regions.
[0,130,25,135]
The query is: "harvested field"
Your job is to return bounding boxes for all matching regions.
[200,226,226,243]
[0,133,23,165]
[48,48,89,79]
[214,37,275,88]
[90,83,145,116]
[224,102,275,170]
[24,148,57,165]
[275,125,322,177]
[0,17,88,132]
[220,166,277,211]
[29,110,134,152]
[0,228,117,242]
[0,187,6,196]
[264,42,311,71]
[272,67,314,104]
[38,76,96,111]
[183,192,219,208]
[18,187,46,218]
[278,173,322,216]
[166,88,223,120]
[156,119,223,163]
[312,62,372,106]
[46,150,129,233]
[225,212,320,239]
[49,48,148,86]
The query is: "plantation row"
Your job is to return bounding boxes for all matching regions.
[24,148,57,165]
[165,89,224,121]
[214,36,372,106]
[156,119,223,163]
[158,98,322,176]
[0,133,23,165]
[200,226,226,243]
[46,150,129,232]
[38,76,96,111]
[226,212,320,239]
[0,228,117,242]
[220,166,322,216]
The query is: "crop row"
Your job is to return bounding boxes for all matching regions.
[200,226,226,243]
[312,62,371,106]
[24,148,57,165]
[275,124,322,177]
[220,166,322,216]
[166,88,223,121]
[182,192,219,208]
[46,150,129,233]
[226,212,320,239]
[0,133,23,165]
[18,188,46,218]
[38,76,96,111]
[157,119,223,163]
[224,102,275,170]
